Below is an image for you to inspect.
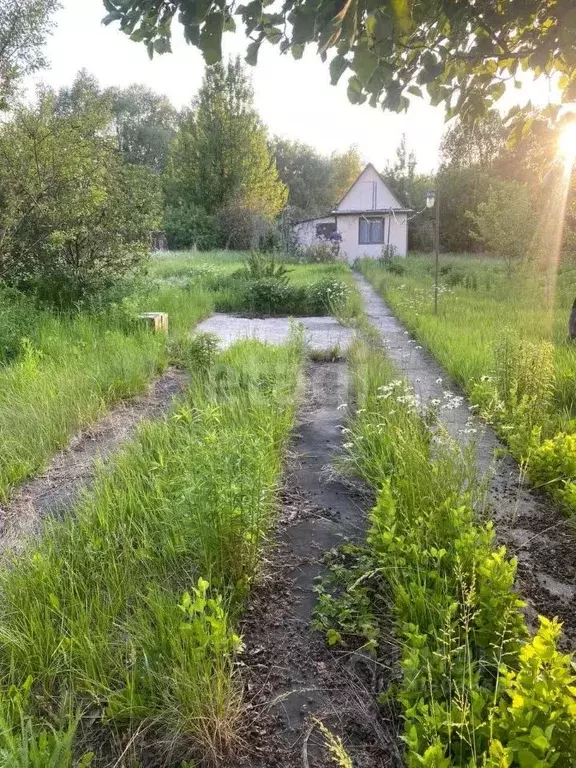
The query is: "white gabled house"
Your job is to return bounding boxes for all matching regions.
[293,163,411,262]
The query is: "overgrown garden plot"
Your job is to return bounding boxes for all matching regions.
[0,338,302,765]
[359,255,576,516]
[315,340,576,766]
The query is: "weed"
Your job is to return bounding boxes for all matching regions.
[0,339,302,762]
[332,341,576,766]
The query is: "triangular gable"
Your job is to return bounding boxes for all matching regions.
[334,163,403,211]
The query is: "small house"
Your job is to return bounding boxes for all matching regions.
[293,163,411,262]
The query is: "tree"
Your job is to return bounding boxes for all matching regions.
[435,112,506,252]
[467,179,535,275]
[382,134,416,207]
[0,0,59,108]
[329,146,362,202]
[273,139,332,219]
[102,0,576,120]
[440,112,506,171]
[54,71,178,173]
[0,94,162,307]
[108,84,178,172]
[165,57,286,247]
[272,140,361,219]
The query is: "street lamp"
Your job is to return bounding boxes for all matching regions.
[426,189,440,314]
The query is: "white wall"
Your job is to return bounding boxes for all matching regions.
[337,214,408,262]
[293,217,333,246]
[337,165,401,211]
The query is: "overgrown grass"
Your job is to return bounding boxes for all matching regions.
[0,282,214,502]
[0,338,302,764]
[358,255,576,514]
[333,341,576,767]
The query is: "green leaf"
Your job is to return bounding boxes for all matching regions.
[200,12,224,65]
[347,76,367,104]
[330,55,349,85]
[153,36,172,54]
[291,43,305,60]
[246,40,261,65]
[353,42,379,86]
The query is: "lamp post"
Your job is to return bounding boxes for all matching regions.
[426,189,440,314]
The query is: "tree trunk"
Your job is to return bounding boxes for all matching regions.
[569,298,576,340]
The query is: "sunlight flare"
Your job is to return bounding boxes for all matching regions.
[558,122,576,164]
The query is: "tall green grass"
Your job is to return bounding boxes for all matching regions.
[358,256,576,514]
[0,339,302,764]
[342,341,576,767]
[0,282,214,502]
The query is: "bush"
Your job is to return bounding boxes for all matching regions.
[297,241,341,263]
[239,252,290,285]
[217,205,270,251]
[169,332,220,370]
[0,288,42,363]
[164,204,219,251]
[529,431,576,504]
[245,278,307,316]
[383,257,406,275]
[0,103,161,309]
[306,278,350,315]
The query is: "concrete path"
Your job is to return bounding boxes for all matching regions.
[239,362,400,767]
[196,314,355,354]
[354,273,576,649]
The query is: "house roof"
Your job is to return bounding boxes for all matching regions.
[336,208,413,215]
[294,207,412,225]
[293,213,335,224]
[333,162,405,211]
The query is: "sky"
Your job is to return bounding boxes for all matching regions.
[29,0,558,173]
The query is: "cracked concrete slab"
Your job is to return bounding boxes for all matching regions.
[196,313,355,353]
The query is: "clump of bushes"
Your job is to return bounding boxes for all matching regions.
[209,254,351,317]
[164,203,219,251]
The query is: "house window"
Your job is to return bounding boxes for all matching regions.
[316,222,336,239]
[359,217,385,244]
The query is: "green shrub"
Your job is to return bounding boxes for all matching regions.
[164,203,219,251]
[169,331,219,371]
[298,241,341,263]
[306,278,350,315]
[383,257,406,275]
[245,278,307,316]
[239,252,290,285]
[338,342,576,767]
[0,288,42,363]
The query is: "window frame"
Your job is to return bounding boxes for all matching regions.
[358,216,386,245]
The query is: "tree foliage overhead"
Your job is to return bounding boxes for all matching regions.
[103,0,576,119]
[0,0,59,108]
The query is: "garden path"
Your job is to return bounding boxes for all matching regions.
[0,368,188,553]
[355,273,576,650]
[238,360,401,768]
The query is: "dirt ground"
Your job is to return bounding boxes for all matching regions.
[0,368,188,553]
[235,361,402,768]
[355,274,576,651]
